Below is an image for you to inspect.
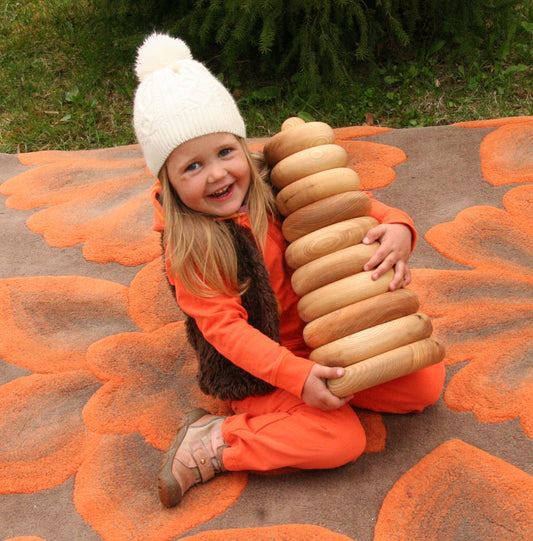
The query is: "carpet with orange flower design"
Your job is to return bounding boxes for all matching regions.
[0,117,532,541]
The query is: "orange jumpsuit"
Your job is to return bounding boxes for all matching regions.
[152,183,446,472]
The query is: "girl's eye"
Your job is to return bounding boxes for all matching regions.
[219,147,233,158]
[185,161,200,172]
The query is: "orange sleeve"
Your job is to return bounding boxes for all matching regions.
[172,276,314,398]
[366,192,418,251]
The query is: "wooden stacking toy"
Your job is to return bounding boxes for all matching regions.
[263,117,445,396]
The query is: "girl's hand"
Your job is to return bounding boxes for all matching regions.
[362,223,413,291]
[302,364,354,410]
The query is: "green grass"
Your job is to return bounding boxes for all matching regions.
[1,0,532,154]
[0,0,138,153]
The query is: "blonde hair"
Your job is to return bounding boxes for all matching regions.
[160,138,276,297]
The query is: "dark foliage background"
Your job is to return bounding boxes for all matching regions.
[1,0,531,152]
[105,0,529,93]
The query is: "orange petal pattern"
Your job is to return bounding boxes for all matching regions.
[4,537,47,541]
[0,270,244,539]
[454,115,533,128]
[246,139,267,152]
[455,116,533,185]
[17,145,143,167]
[1,134,405,268]
[84,322,231,451]
[128,259,185,333]
[412,185,532,436]
[479,122,533,186]
[0,371,102,493]
[334,126,391,140]
[358,410,387,453]
[338,140,406,190]
[180,524,356,540]
[1,146,161,266]
[374,439,533,540]
[0,276,137,373]
[2,119,531,540]
[425,187,532,275]
[445,334,532,423]
[74,433,248,541]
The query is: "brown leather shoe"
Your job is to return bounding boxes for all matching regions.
[158,408,227,507]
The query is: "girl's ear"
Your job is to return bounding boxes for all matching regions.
[150,179,166,233]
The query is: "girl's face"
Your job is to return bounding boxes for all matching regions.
[165,132,251,217]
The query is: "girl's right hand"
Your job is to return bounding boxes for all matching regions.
[302,364,354,411]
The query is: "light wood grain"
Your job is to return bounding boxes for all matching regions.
[281,116,306,130]
[303,288,420,348]
[310,313,433,366]
[276,167,360,216]
[291,242,379,296]
[327,338,445,397]
[282,191,372,243]
[285,216,378,269]
[264,121,335,166]
[270,144,348,189]
[297,269,394,322]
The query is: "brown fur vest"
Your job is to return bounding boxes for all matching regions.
[182,221,279,401]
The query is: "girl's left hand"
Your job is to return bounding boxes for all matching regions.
[362,223,413,291]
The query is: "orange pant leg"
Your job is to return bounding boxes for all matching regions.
[221,388,366,472]
[349,362,446,414]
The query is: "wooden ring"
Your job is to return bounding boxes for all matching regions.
[285,215,378,269]
[326,338,445,397]
[310,313,433,367]
[297,269,394,322]
[282,191,371,243]
[276,167,360,217]
[271,144,348,189]
[263,122,335,166]
[291,242,378,296]
[303,288,420,349]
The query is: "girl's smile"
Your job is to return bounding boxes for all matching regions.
[209,183,234,200]
[166,133,251,217]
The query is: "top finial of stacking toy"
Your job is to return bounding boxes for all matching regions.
[281,116,306,131]
[263,118,336,166]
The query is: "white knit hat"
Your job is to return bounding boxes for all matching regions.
[133,33,246,177]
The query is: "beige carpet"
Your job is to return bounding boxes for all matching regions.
[0,117,532,541]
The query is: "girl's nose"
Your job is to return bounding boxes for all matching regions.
[207,163,226,182]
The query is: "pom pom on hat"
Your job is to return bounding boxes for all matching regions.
[132,32,246,177]
[135,32,192,82]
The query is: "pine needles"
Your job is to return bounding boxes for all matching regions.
[1,0,532,152]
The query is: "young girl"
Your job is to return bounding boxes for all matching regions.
[133,33,446,508]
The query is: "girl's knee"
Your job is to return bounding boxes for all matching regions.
[349,362,446,414]
[412,362,446,411]
[340,427,366,464]
[322,407,366,466]
[416,362,446,407]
